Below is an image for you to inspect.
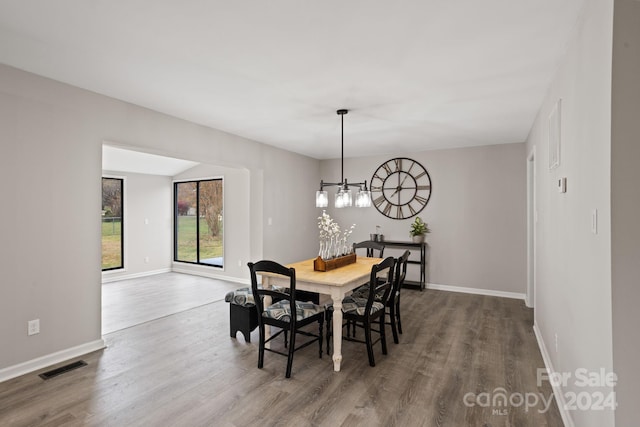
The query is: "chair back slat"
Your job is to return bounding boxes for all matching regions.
[393,250,411,297]
[353,241,385,258]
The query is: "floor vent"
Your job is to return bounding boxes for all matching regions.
[39,360,87,380]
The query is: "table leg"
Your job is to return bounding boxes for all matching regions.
[331,295,343,372]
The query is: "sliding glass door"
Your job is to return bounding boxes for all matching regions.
[174,179,223,267]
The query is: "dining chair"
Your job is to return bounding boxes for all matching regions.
[349,251,409,344]
[247,260,325,378]
[352,240,385,258]
[348,240,386,328]
[347,240,386,337]
[325,256,395,367]
[388,250,410,343]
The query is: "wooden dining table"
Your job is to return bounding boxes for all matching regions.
[260,256,383,372]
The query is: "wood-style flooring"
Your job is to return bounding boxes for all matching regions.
[102,272,239,334]
[0,283,564,427]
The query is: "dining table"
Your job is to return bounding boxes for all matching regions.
[259,256,383,372]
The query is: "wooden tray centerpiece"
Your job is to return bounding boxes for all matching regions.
[313,253,356,272]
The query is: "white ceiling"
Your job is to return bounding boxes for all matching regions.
[102,145,198,176]
[0,1,585,160]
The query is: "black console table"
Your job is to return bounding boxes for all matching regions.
[373,240,426,291]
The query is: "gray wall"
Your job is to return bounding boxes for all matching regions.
[525,0,615,425]
[611,0,640,424]
[321,143,527,294]
[0,63,320,371]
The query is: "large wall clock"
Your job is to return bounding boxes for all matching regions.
[370,157,432,219]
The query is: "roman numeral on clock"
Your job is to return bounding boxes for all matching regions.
[382,202,392,216]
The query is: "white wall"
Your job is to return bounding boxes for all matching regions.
[321,143,527,295]
[172,163,251,280]
[0,64,320,374]
[525,0,615,425]
[102,170,173,281]
[611,0,640,424]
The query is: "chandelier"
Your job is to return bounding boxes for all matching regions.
[315,109,372,208]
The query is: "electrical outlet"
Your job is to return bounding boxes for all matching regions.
[28,319,40,336]
[144,256,150,263]
[237,259,242,267]
[558,177,567,193]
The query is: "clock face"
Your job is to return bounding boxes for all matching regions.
[370,157,432,219]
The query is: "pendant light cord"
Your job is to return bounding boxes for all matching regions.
[341,112,344,185]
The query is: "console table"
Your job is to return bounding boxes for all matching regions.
[372,240,426,291]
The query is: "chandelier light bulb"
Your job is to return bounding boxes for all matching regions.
[316,190,328,208]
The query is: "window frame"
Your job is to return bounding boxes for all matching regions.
[173,177,224,269]
[101,176,125,271]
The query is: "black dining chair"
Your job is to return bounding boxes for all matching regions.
[325,256,395,367]
[388,250,410,343]
[247,260,325,378]
[351,251,409,343]
[349,240,385,304]
[347,240,386,337]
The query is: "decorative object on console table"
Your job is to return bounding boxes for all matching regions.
[313,253,357,272]
[372,240,427,291]
[409,216,430,243]
[370,225,384,242]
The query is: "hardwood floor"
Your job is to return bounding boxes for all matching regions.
[0,287,564,427]
[102,272,239,334]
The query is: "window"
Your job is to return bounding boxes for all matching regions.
[102,177,123,270]
[174,179,223,267]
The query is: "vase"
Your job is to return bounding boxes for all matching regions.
[342,239,349,257]
[320,238,331,260]
[331,236,340,258]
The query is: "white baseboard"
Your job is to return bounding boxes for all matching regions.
[427,282,525,300]
[525,295,534,308]
[102,265,249,286]
[0,339,106,383]
[171,266,250,285]
[102,268,171,283]
[533,322,573,427]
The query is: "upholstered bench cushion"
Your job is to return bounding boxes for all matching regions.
[262,300,323,322]
[225,287,255,307]
[225,286,290,307]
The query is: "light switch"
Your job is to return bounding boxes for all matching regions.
[591,209,598,234]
